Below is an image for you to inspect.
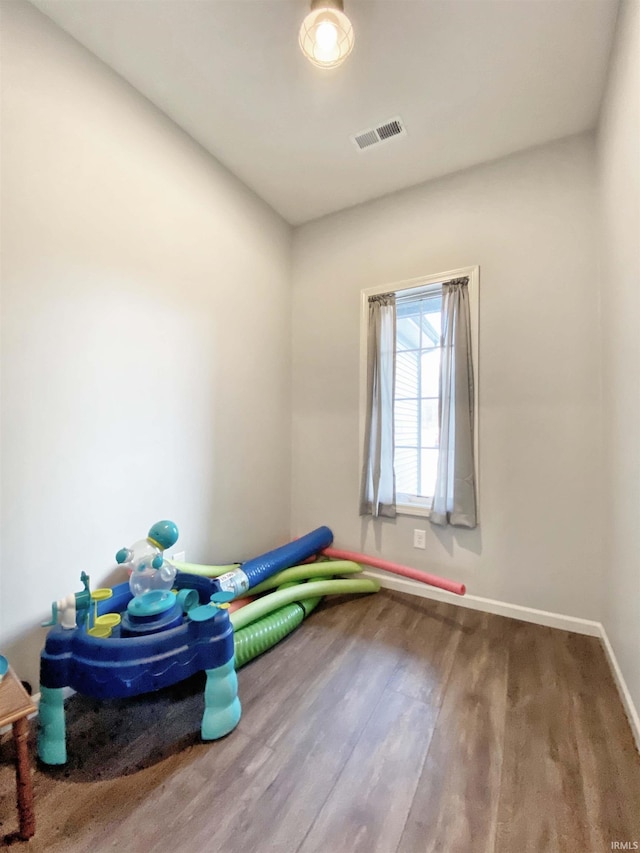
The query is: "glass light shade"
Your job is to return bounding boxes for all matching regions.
[299,4,354,69]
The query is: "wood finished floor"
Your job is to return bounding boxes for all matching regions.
[1,590,639,852]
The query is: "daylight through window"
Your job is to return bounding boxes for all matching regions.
[360,267,479,521]
[395,286,442,509]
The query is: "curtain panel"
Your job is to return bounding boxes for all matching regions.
[430,278,477,528]
[359,293,397,518]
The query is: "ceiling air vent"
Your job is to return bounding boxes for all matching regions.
[352,116,406,152]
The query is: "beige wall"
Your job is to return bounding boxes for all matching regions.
[0,1,292,685]
[291,134,603,621]
[597,0,640,719]
[1,0,633,706]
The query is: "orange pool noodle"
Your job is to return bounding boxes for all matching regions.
[228,597,255,613]
[322,547,466,596]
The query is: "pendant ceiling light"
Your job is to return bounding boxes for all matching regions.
[299,0,355,69]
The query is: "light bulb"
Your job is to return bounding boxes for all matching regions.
[299,1,354,69]
[315,20,338,51]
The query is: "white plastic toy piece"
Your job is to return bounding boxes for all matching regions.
[55,594,77,630]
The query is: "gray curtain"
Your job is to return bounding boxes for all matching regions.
[359,293,396,517]
[430,278,477,528]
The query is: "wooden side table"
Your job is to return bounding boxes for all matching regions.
[0,667,37,840]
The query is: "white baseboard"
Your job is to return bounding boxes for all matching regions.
[364,570,602,635]
[366,569,640,752]
[29,685,75,707]
[599,626,640,754]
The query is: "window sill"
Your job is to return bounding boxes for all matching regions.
[396,502,432,519]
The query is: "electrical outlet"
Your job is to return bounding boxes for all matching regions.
[171,551,186,563]
[413,529,426,549]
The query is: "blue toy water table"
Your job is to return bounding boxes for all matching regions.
[38,526,333,765]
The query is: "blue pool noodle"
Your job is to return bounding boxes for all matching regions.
[241,526,333,589]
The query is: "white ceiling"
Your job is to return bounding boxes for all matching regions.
[32,0,619,225]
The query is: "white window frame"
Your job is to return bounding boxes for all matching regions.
[359,265,480,518]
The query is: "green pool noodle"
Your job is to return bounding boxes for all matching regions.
[230,577,380,632]
[247,560,362,596]
[233,598,322,669]
[173,561,240,577]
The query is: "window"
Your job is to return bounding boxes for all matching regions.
[395,285,442,511]
[360,266,479,518]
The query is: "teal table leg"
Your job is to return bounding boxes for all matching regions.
[38,686,67,765]
[201,657,241,740]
